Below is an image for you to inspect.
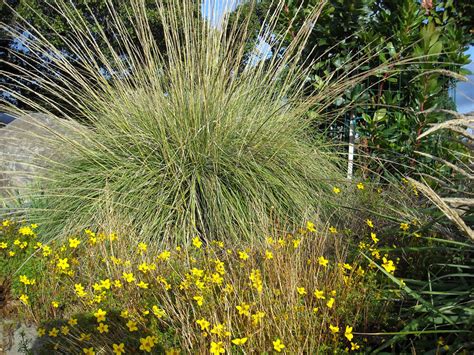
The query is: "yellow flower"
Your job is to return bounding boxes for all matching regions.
[343,263,352,271]
[366,219,374,228]
[357,182,364,190]
[318,256,329,267]
[19,294,29,305]
[37,328,46,337]
[56,258,70,270]
[238,251,249,260]
[137,242,147,253]
[93,308,106,322]
[42,245,52,257]
[273,338,285,352]
[100,279,111,290]
[190,268,204,277]
[351,342,360,350]
[158,250,171,261]
[122,272,136,283]
[74,283,87,298]
[0,242,7,249]
[264,250,273,259]
[196,318,210,331]
[344,326,354,341]
[249,269,263,293]
[333,186,341,194]
[61,325,70,335]
[97,322,109,333]
[400,223,409,231]
[19,275,34,285]
[251,311,265,326]
[83,347,95,355]
[231,337,248,345]
[312,307,319,313]
[210,341,225,354]
[19,226,35,236]
[79,333,91,341]
[51,301,59,308]
[329,324,339,334]
[293,238,301,248]
[137,281,149,289]
[2,220,11,227]
[113,280,123,288]
[314,289,325,299]
[297,287,307,296]
[192,237,202,249]
[139,336,157,352]
[69,238,81,248]
[126,320,138,332]
[120,310,129,318]
[211,323,230,337]
[329,226,338,234]
[9,251,15,257]
[326,297,335,308]
[382,257,396,274]
[371,232,379,244]
[193,295,204,306]
[49,327,59,337]
[152,305,166,318]
[306,221,316,232]
[236,303,251,317]
[68,318,78,326]
[112,343,125,355]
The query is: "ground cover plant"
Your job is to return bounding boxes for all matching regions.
[0,0,472,354]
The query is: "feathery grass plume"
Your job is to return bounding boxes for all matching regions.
[0,0,395,242]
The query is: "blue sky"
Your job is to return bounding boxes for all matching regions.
[456,45,474,114]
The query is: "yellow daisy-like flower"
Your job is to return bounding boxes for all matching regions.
[318,256,329,267]
[273,338,285,352]
[251,311,265,326]
[19,294,29,305]
[139,336,157,352]
[68,318,78,326]
[351,342,360,350]
[83,347,95,355]
[400,222,409,231]
[326,297,335,308]
[329,226,338,234]
[37,328,46,337]
[158,250,171,261]
[51,301,59,308]
[306,221,316,232]
[264,250,273,259]
[137,242,147,253]
[112,343,125,355]
[210,341,225,354]
[93,308,106,322]
[236,303,251,317]
[366,219,374,228]
[122,272,136,283]
[297,287,307,296]
[196,318,210,331]
[0,242,8,249]
[371,232,379,244]
[192,237,202,249]
[61,325,70,335]
[97,322,109,333]
[126,320,138,332]
[357,182,364,190]
[152,305,166,318]
[49,327,59,337]
[193,295,204,306]
[329,324,339,334]
[314,289,325,299]
[238,251,249,260]
[69,238,81,248]
[333,186,341,194]
[137,281,149,289]
[344,326,354,341]
[56,258,70,270]
[79,333,91,341]
[231,337,248,346]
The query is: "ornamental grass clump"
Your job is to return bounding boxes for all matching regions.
[0,0,351,242]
